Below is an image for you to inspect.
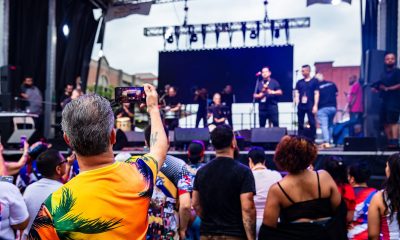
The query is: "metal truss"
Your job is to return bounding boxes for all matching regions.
[143,17,310,37]
[112,0,188,4]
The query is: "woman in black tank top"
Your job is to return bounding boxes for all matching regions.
[258,135,347,240]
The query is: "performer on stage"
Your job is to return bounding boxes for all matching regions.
[162,86,181,131]
[316,72,338,148]
[115,102,135,131]
[221,85,235,127]
[209,93,227,127]
[194,88,208,128]
[253,66,282,127]
[294,65,319,140]
[372,52,400,149]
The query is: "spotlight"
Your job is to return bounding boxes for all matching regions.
[250,29,257,39]
[167,35,174,44]
[274,28,280,38]
[190,33,198,43]
[62,24,69,37]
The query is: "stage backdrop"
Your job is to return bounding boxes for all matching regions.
[158,45,293,103]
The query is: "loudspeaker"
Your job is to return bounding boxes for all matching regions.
[343,137,377,151]
[251,127,287,143]
[125,131,145,147]
[0,65,20,95]
[0,93,12,111]
[364,50,386,138]
[174,128,210,144]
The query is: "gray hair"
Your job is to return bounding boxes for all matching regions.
[61,94,114,156]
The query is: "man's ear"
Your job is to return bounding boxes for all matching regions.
[110,129,116,145]
[63,133,71,146]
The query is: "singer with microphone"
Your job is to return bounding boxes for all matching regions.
[253,66,282,127]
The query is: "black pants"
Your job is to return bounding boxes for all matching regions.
[195,111,207,128]
[297,108,316,139]
[259,105,279,127]
[165,118,179,131]
[226,107,233,127]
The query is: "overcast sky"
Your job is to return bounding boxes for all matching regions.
[92,0,362,75]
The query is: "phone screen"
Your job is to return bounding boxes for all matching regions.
[115,87,146,104]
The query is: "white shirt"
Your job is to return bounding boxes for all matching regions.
[22,178,63,239]
[0,181,29,240]
[252,168,282,219]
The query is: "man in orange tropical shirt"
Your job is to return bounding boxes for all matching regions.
[28,84,168,240]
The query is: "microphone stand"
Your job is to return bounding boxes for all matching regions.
[251,76,260,129]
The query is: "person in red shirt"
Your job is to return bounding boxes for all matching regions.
[322,156,356,223]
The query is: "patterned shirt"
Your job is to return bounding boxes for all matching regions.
[28,154,158,240]
[146,155,193,239]
[348,187,377,240]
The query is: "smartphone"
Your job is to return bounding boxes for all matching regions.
[20,135,26,149]
[115,87,146,104]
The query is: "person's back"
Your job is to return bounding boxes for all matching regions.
[193,125,256,240]
[347,162,377,240]
[29,157,157,239]
[248,146,282,237]
[28,85,168,239]
[260,136,345,240]
[195,157,254,236]
[22,149,68,239]
[0,180,29,240]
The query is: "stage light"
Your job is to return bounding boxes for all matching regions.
[201,24,207,47]
[63,24,69,37]
[331,0,342,5]
[167,35,174,44]
[250,29,257,39]
[274,28,280,38]
[190,33,198,43]
[241,22,247,45]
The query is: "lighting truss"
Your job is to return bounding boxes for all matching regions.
[143,17,310,37]
[112,0,189,4]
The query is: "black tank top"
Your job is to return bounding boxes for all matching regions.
[277,171,334,223]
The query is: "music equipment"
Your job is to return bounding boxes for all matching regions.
[343,137,378,151]
[116,117,131,132]
[251,127,287,149]
[174,128,210,147]
[364,50,385,138]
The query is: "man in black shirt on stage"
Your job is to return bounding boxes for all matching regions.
[162,86,181,131]
[316,72,338,148]
[221,85,235,127]
[372,52,400,149]
[253,67,283,127]
[294,65,320,140]
[194,88,208,128]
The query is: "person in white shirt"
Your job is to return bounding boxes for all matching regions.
[22,149,67,239]
[0,180,29,240]
[248,147,282,238]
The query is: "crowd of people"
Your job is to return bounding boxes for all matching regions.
[0,83,399,240]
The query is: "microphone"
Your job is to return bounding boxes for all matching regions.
[255,71,262,77]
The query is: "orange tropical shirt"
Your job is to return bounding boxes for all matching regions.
[27,154,158,240]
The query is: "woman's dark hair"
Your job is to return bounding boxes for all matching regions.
[348,162,371,184]
[274,135,317,174]
[321,156,348,185]
[384,153,400,226]
[248,147,266,165]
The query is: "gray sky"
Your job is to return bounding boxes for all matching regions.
[93,0,362,75]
